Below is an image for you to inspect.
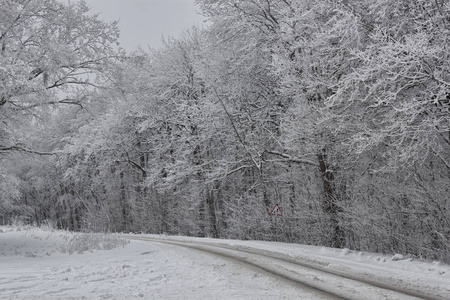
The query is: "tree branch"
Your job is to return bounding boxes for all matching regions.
[11,97,85,110]
[266,150,318,167]
[0,145,56,156]
[126,153,147,178]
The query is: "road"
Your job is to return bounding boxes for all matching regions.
[126,236,442,300]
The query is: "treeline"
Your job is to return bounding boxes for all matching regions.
[1,0,449,262]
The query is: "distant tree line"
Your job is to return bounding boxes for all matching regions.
[1,0,449,262]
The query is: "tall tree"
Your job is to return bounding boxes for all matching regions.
[0,0,120,153]
[0,0,121,220]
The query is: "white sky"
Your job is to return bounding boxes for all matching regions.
[83,0,206,51]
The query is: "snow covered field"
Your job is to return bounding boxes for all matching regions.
[1,226,449,299]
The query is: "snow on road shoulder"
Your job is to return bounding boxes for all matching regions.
[0,225,72,257]
[140,234,450,299]
[0,225,128,257]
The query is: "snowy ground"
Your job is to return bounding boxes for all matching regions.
[1,226,449,299]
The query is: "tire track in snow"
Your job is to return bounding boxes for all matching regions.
[125,236,441,300]
[162,240,344,300]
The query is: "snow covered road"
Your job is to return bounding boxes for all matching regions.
[126,236,445,300]
[0,227,329,299]
[1,226,449,299]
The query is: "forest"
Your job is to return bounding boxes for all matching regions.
[1,0,449,262]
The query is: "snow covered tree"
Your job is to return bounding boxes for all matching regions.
[3,0,448,262]
[326,0,450,170]
[321,0,450,260]
[199,0,358,246]
[0,0,120,153]
[198,0,450,259]
[0,0,120,223]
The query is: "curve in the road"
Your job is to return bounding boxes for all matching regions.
[126,236,441,300]
[162,240,346,300]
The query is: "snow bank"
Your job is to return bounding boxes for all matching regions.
[0,225,128,257]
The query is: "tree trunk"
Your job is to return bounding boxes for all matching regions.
[206,190,218,238]
[318,149,344,248]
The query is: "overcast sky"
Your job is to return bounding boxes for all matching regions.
[83,0,206,51]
